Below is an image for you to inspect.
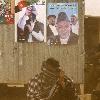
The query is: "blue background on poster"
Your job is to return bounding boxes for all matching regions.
[47,3,78,20]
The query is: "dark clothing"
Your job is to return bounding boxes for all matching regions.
[47,25,59,44]
[17,26,29,42]
[63,32,79,45]
[27,67,77,100]
[47,77,77,100]
[47,25,78,45]
[17,20,44,42]
[24,20,44,42]
[47,25,55,41]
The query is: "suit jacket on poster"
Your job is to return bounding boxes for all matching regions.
[24,19,44,42]
[56,32,79,45]
[47,27,79,45]
[47,25,55,40]
[47,25,60,44]
[17,25,29,42]
[61,32,79,45]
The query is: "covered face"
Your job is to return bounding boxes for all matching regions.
[41,58,60,71]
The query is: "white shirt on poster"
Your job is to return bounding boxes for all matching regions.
[17,7,29,31]
[49,25,58,36]
[71,21,79,35]
[28,21,44,42]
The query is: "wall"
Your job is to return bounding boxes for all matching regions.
[0,0,84,84]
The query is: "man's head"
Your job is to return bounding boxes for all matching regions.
[25,5,37,16]
[71,14,78,25]
[56,12,71,39]
[47,15,56,26]
[28,13,36,22]
[42,58,60,71]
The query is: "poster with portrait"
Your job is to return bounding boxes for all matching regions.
[0,0,14,24]
[15,0,46,42]
[47,3,79,45]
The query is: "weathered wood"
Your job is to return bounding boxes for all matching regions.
[11,0,15,14]
[0,25,4,83]
[99,19,100,43]
[78,94,92,100]
[77,0,84,83]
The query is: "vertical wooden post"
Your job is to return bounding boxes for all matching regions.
[99,19,100,43]
[80,84,84,95]
[78,84,85,100]
[11,0,15,14]
[79,84,92,100]
[85,94,91,100]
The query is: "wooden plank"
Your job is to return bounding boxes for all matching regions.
[13,43,19,83]
[37,43,46,73]
[0,25,5,83]
[21,43,40,83]
[98,19,100,43]
[77,0,84,83]
[78,94,91,100]
[2,25,15,83]
[17,43,23,82]
[11,0,15,14]
[59,45,79,82]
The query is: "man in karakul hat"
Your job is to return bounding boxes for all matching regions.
[17,5,38,31]
[17,5,44,42]
[56,12,78,45]
[27,57,78,100]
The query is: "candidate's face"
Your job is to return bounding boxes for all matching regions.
[56,21,71,39]
[48,17,56,26]
[26,6,32,16]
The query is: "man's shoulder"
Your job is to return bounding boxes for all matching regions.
[35,20,44,26]
[70,32,78,39]
[29,73,42,83]
[68,32,79,44]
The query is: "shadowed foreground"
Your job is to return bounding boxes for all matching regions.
[0,84,27,100]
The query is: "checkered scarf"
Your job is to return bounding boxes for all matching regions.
[27,64,77,100]
[27,66,60,100]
